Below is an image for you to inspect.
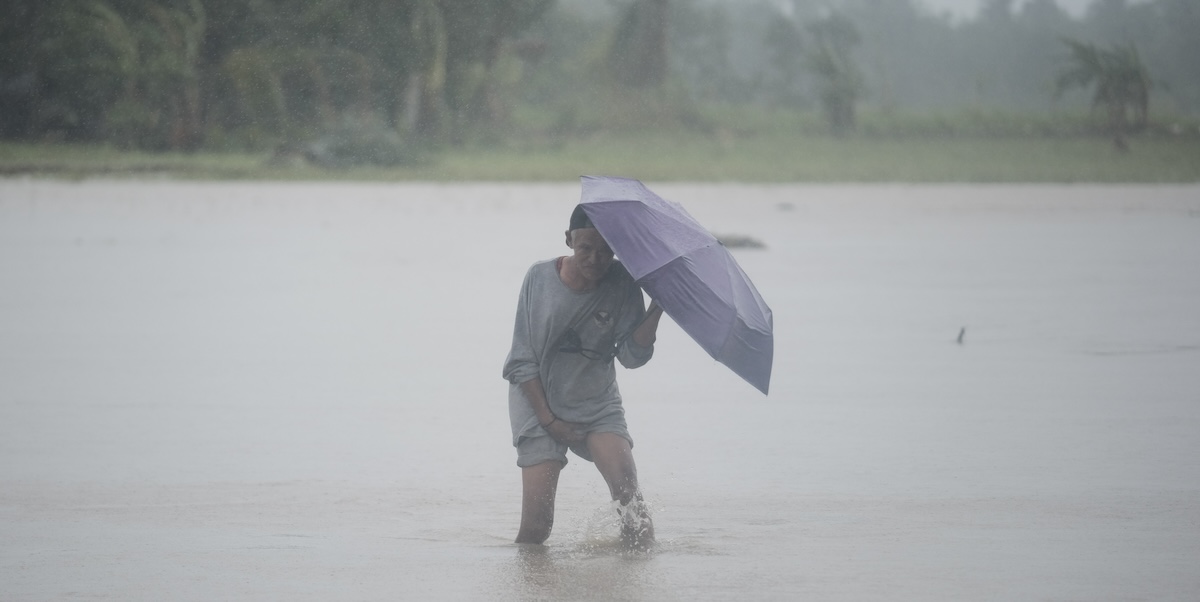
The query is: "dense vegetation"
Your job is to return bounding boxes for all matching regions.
[1,0,1197,175]
[0,0,562,155]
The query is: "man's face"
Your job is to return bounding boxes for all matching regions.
[568,228,615,282]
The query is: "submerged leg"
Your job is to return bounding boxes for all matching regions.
[588,432,654,548]
[516,461,562,544]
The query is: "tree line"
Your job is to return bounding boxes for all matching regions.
[1,0,1195,157]
[670,0,1196,118]
[0,0,565,152]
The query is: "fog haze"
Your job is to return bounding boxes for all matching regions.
[921,0,1094,18]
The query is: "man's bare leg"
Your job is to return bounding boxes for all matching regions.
[588,432,654,548]
[516,461,562,544]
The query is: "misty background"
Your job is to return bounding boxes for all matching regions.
[1,0,1196,159]
[4,3,1200,599]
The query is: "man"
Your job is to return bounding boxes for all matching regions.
[503,205,664,547]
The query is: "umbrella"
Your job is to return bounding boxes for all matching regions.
[579,175,774,394]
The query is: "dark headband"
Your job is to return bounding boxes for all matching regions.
[569,205,594,231]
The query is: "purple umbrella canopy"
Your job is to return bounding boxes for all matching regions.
[579,175,774,394]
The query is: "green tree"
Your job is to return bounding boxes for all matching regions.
[666,2,738,103]
[440,0,555,140]
[402,0,448,138]
[763,16,806,107]
[805,13,863,134]
[19,1,142,141]
[607,0,669,88]
[1,0,556,150]
[1056,38,1151,150]
[0,0,206,149]
[126,0,207,149]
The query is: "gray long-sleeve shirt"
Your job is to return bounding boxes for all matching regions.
[503,258,653,443]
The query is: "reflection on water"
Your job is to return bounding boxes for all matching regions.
[508,540,657,601]
[493,499,666,600]
[3,181,1199,600]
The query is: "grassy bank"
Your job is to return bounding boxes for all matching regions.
[3,131,1199,183]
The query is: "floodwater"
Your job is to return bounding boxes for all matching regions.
[1,179,1198,600]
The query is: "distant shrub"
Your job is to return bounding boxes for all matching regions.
[300,118,427,168]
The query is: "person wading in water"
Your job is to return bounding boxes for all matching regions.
[503,205,664,548]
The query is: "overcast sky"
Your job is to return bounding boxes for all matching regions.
[918,0,1099,19]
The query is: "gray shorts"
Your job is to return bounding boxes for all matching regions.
[516,423,633,468]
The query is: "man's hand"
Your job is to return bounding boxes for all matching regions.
[632,299,665,348]
[544,418,586,446]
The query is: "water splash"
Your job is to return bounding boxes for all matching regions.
[613,498,651,534]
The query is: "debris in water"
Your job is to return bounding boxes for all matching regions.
[715,234,766,249]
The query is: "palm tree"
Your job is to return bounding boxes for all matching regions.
[1056,38,1151,151]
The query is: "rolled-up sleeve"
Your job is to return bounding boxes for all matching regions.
[615,284,653,369]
